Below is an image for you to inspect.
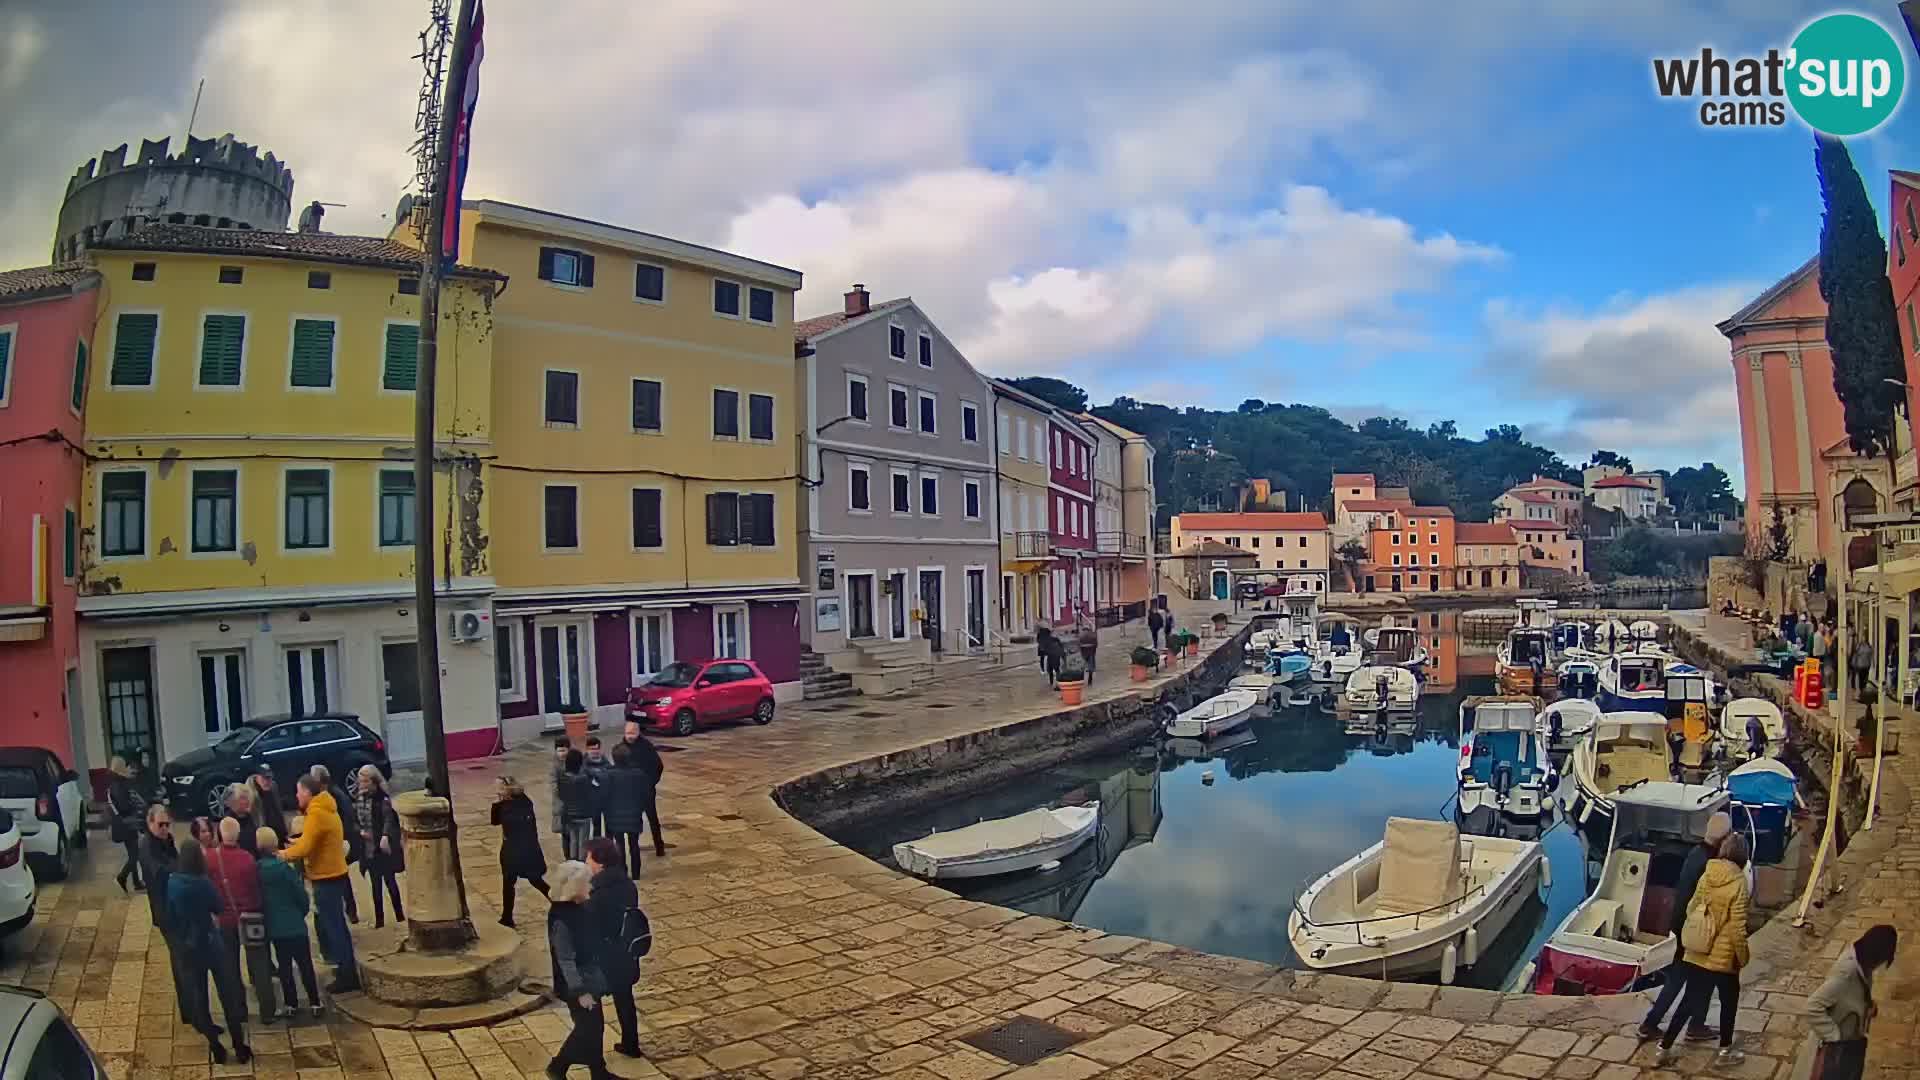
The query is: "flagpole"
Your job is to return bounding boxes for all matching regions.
[413,0,479,935]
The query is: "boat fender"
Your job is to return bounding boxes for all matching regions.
[1462,928,1479,967]
[1540,858,1551,891]
[1578,796,1594,826]
[1440,942,1458,985]
[1201,770,1215,785]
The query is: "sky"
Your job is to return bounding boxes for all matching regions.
[4,1,1919,487]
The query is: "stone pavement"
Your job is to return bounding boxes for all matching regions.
[1,600,1893,1079]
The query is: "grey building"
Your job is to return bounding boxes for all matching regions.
[798,287,997,683]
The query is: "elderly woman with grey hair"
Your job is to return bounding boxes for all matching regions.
[355,764,406,929]
[223,782,262,856]
[545,860,611,1079]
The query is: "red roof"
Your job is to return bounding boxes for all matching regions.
[1410,505,1456,518]
[1176,512,1327,531]
[1332,472,1373,485]
[1506,491,1555,504]
[1513,477,1577,491]
[1455,523,1517,545]
[1512,520,1568,531]
[95,224,502,279]
[1593,476,1655,490]
[1341,499,1412,513]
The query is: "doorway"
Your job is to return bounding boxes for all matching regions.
[966,568,986,649]
[847,573,877,640]
[889,572,908,639]
[535,619,593,720]
[282,642,339,718]
[380,640,426,765]
[101,646,158,766]
[920,569,944,653]
[1211,570,1229,600]
[198,649,248,734]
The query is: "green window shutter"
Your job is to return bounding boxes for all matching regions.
[198,315,245,386]
[109,313,158,386]
[70,340,88,410]
[0,332,12,399]
[289,319,334,388]
[383,324,419,391]
[63,509,76,579]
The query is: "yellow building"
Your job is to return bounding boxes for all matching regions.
[73,225,502,786]
[1168,512,1330,592]
[454,201,807,728]
[993,382,1059,637]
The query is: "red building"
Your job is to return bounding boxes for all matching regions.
[1047,416,1097,622]
[0,265,100,776]
[1895,172,1920,451]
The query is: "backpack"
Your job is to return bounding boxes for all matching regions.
[617,905,653,964]
[1680,889,1720,956]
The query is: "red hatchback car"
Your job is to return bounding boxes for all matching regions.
[626,659,777,735]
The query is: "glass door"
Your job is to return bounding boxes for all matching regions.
[537,620,590,719]
[919,570,943,653]
[966,568,986,648]
[198,649,248,734]
[283,643,339,718]
[101,647,157,764]
[380,641,426,765]
[847,574,876,639]
[889,572,907,640]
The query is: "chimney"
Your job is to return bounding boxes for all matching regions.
[844,283,870,317]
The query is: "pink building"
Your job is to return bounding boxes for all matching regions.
[1894,172,1920,458]
[0,266,99,775]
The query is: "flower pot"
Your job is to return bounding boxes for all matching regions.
[1058,679,1085,706]
[562,710,591,748]
[1130,664,1149,682]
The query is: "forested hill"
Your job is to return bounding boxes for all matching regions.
[1002,377,1578,525]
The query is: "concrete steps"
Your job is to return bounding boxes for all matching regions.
[798,649,861,701]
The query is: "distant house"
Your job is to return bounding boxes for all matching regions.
[1161,541,1257,601]
[1513,520,1585,576]
[1168,512,1329,593]
[1494,475,1581,529]
[1454,523,1521,591]
[1592,475,1660,519]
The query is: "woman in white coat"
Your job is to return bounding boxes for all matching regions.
[1793,924,1897,1080]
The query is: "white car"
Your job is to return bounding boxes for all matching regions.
[0,750,86,881]
[0,984,105,1078]
[0,810,37,944]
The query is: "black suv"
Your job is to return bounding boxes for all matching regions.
[161,713,393,819]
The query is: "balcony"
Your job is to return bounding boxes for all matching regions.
[1013,531,1054,559]
[1097,531,1148,557]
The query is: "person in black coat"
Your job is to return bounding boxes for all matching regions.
[490,776,548,928]
[619,722,667,857]
[248,770,289,849]
[354,765,406,929]
[137,804,195,1025]
[585,837,642,1059]
[600,744,653,875]
[108,756,147,893]
[546,861,611,1080]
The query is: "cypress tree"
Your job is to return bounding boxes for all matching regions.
[1816,136,1907,481]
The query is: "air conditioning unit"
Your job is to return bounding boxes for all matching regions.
[449,606,491,644]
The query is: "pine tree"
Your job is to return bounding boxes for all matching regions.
[1816,136,1907,486]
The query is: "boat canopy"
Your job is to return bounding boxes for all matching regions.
[1727,759,1797,807]
[1376,818,1462,915]
[1612,782,1730,842]
[1374,627,1422,661]
[1469,698,1538,733]
[1613,654,1666,692]
[1595,714,1670,743]
[1542,698,1602,730]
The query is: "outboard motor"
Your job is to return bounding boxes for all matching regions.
[1375,673,1390,708]
[1493,761,1513,797]
[1582,670,1598,698]
[1548,707,1564,745]
[1747,714,1765,759]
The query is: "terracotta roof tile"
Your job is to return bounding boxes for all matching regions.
[1593,476,1656,489]
[94,224,503,280]
[794,298,911,343]
[1341,499,1413,513]
[1506,491,1555,503]
[1455,523,1517,544]
[1175,512,1328,531]
[0,263,97,302]
[1410,505,1456,518]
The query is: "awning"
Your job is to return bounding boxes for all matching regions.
[0,615,48,644]
[1851,555,1920,595]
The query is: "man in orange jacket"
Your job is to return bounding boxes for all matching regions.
[279,775,359,994]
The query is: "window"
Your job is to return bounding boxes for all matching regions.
[191,470,238,553]
[23,1016,93,1080]
[748,393,775,441]
[284,469,330,550]
[634,263,666,303]
[631,378,663,432]
[849,464,872,511]
[964,479,982,520]
[101,471,146,557]
[889,384,909,429]
[1909,303,1919,353]
[1251,537,1260,548]
[1052,430,1062,465]
[131,262,156,281]
[962,402,980,442]
[199,649,247,734]
[705,492,775,546]
[0,329,9,406]
[713,388,740,438]
[379,470,415,547]
[1299,559,1309,569]
[1017,417,1030,459]
[1390,533,1400,545]
[627,612,673,680]
[998,412,1010,454]
[307,271,331,290]
[218,265,244,285]
[918,391,937,434]
[713,606,749,658]
[1429,533,1439,545]
[748,286,775,324]
[1908,199,1918,240]
[544,485,579,549]
[1430,552,1440,566]
[197,314,246,387]
[109,313,159,386]
[398,276,421,296]
[289,318,336,388]
[921,474,940,516]
[539,246,593,287]
[891,471,911,513]
[62,508,74,579]
[847,374,869,422]
[544,370,579,426]
[713,279,741,317]
[889,324,907,359]
[1298,536,1307,547]
[383,323,419,391]
[631,488,663,549]
[496,620,525,700]
[1392,553,1401,566]
[70,340,87,411]
[918,332,933,367]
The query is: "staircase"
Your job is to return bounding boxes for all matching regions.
[798,649,860,702]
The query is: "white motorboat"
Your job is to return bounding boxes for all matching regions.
[1166,726,1258,760]
[1529,783,1729,995]
[1594,618,1633,654]
[1343,665,1420,714]
[1290,817,1545,984]
[1568,714,1675,832]
[1166,688,1260,739]
[1720,697,1787,762]
[1458,697,1555,820]
[1595,650,1669,713]
[1496,625,1557,696]
[1311,639,1363,686]
[1556,658,1601,702]
[1538,698,1602,755]
[1368,626,1430,671]
[1629,619,1661,644]
[893,805,1100,879]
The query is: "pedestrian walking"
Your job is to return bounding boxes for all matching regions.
[558,750,598,862]
[545,861,613,1079]
[1640,812,1731,1040]
[491,772,552,926]
[601,744,651,875]
[1655,833,1752,1068]
[585,837,643,1059]
[1036,626,1057,685]
[255,827,323,1019]
[139,803,195,1024]
[278,774,361,994]
[309,765,362,924]
[1078,623,1099,684]
[207,816,276,1026]
[170,838,252,1064]
[354,765,406,928]
[108,756,147,893]
[549,737,571,843]
[249,770,289,850]
[584,736,609,838]
[491,776,549,928]
[620,722,668,857]
[1147,608,1165,650]
[1794,924,1898,1080]
[223,782,261,856]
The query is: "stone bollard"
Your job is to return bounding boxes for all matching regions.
[392,791,476,951]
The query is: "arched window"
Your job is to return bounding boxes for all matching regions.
[1842,477,1880,530]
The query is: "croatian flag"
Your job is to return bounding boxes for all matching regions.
[442,0,484,266]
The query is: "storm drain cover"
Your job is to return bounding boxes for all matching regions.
[960,1017,1083,1065]
[925,703,953,709]
[854,710,890,718]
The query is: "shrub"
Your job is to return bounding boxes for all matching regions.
[1131,645,1159,668]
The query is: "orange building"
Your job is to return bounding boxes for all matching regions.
[1513,520,1585,577]
[1895,172,1920,463]
[1363,506,1455,592]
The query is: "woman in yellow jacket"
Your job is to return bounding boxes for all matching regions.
[1656,832,1751,1069]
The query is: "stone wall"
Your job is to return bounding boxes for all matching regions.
[1706,555,1825,617]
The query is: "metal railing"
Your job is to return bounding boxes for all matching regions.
[1014,531,1054,559]
[1097,530,1148,556]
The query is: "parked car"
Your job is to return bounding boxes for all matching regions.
[0,984,106,1077]
[0,749,87,881]
[161,713,393,820]
[626,660,777,736]
[0,811,37,944]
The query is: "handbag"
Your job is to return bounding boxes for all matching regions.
[1812,1038,1868,1080]
[238,911,268,945]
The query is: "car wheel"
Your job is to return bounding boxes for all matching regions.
[672,709,697,736]
[753,698,775,725]
[203,781,229,820]
[71,805,87,848]
[44,831,69,882]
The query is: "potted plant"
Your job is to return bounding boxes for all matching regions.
[560,701,591,748]
[1130,645,1159,682]
[1057,651,1088,705]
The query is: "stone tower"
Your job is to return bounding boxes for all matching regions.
[53,133,296,261]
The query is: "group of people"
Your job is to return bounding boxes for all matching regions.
[547,724,667,870]
[1035,623,1100,687]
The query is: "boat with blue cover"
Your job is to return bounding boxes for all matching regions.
[1726,757,1800,865]
[1458,696,1555,821]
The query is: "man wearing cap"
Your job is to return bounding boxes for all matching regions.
[1638,811,1730,1040]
